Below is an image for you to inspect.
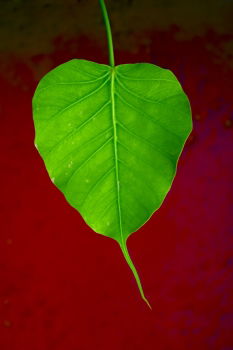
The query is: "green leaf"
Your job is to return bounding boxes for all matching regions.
[32,59,192,307]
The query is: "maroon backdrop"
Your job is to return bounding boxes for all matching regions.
[1,1,233,349]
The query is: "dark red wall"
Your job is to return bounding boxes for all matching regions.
[1,1,233,349]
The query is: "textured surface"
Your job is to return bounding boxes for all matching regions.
[33,60,191,240]
[0,0,233,349]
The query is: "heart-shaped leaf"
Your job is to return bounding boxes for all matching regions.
[33,59,192,307]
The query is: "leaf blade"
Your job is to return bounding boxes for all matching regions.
[33,59,192,306]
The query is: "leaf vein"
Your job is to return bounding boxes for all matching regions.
[117,121,174,162]
[64,136,113,190]
[116,92,182,142]
[116,75,182,106]
[36,72,110,94]
[116,71,177,83]
[42,77,110,124]
[80,166,115,210]
[111,69,124,242]
[117,139,156,170]
[44,101,111,158]
[118,158,157,201]
[49,128,113,175]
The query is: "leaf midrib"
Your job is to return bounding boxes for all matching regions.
[111,68,123,242]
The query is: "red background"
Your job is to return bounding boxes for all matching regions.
[1,1,233,349]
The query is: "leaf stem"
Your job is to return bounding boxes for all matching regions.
[99,0,115,67]
[119,240,152,309]
[99,0,150,309]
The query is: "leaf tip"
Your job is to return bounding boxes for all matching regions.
[143,296,152,310]
[119,239,152,310]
